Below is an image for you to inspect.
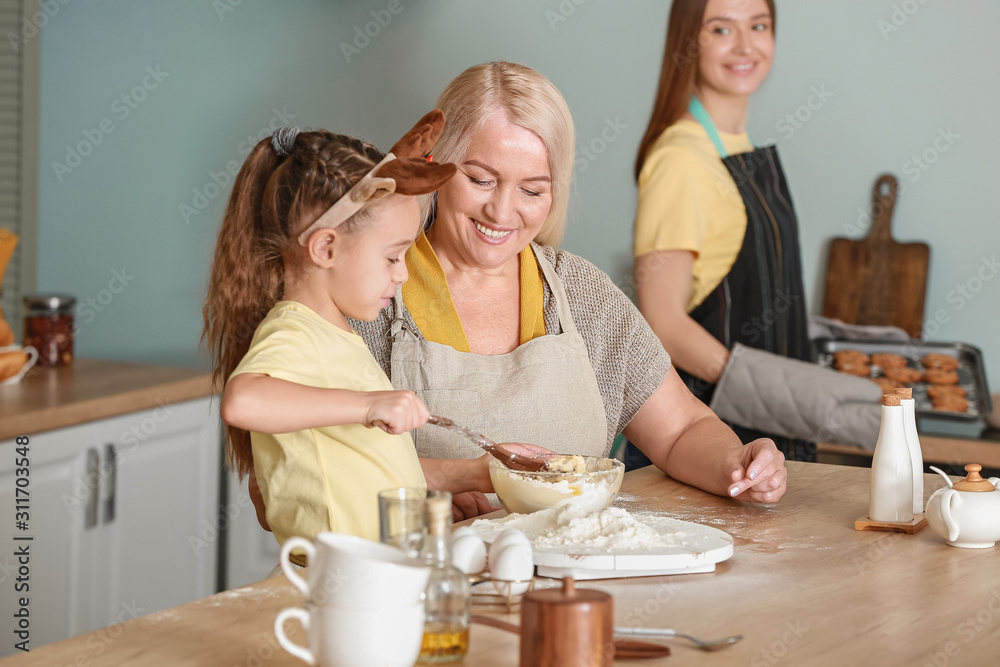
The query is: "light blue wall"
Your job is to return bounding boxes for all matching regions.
[37,1,1000,390]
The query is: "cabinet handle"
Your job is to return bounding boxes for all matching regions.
[104,444,117,524]
[85,448,99,530]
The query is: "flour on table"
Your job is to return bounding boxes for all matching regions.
[471,505,687,552]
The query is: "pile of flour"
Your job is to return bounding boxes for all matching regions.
[471,505,685,551]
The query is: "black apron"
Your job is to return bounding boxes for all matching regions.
[678,97,814,462]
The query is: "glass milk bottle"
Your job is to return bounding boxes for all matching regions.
[870,393,914,522]
[895,387,924,515]
[418,494,471,662]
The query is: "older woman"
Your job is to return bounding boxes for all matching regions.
[359,60,786,512]
[248,61,787,526]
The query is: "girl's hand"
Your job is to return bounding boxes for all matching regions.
[363,390,429,434]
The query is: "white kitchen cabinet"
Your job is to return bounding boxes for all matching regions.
[0,396,221,657]
[224,470,281,589]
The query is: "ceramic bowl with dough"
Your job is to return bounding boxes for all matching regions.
[489,456,624,515]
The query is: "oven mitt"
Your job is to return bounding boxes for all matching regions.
[709,343,883,450]
[808,315,911,343]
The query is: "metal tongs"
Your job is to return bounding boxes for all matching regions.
[426,415,548,472]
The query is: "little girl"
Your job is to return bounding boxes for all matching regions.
[203,112,456,545]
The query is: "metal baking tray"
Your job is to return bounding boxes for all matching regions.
[814,338,992,422]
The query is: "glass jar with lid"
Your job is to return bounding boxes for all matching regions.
[23,294,76,367]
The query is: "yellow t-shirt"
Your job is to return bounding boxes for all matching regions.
[634,119,754,312]
[230,301,426,545]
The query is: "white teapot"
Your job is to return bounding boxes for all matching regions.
[925,464,1000,549]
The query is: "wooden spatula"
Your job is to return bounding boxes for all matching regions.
[426,415,548,472]
[821,173,930,338]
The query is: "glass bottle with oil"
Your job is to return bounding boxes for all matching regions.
[418,494,470,662]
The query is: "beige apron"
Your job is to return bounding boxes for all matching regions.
[389,245,608,461]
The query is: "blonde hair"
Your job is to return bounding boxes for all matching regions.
[432,61,574,248]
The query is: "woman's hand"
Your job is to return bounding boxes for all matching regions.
[626,370,788,503]
[363,390,430,434]
[724,438,787,503]
[451,492,496,522]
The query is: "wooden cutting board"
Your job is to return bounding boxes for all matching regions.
[822,173,930,338]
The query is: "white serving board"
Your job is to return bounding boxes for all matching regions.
[471,513,733,579]
[535,562,717,581]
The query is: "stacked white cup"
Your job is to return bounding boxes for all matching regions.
[275,533,431,667]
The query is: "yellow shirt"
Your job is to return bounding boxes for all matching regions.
[634,119,754,312]
[402,232,546,351]
[230,301,425,545]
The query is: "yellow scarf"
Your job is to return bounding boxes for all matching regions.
[402,232,546,352]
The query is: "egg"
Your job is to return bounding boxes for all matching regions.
[450,530,487,574]
[488,542,533,595]
[488,529,531,565]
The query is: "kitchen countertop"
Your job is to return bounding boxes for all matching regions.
[0,359,216,440]
[7,461,999,666]
[819,427,1000,469]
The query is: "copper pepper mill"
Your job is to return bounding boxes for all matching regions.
[519,577,613,667]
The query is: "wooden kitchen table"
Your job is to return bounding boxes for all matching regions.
[4,462,998,666]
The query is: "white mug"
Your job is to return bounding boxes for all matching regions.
[275,601,424,667]
[0,345,38,385]
[280,532,429,608]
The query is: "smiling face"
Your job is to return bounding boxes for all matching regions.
[429,114,553,272]
[329,195,421,321]
[696,0,774,100]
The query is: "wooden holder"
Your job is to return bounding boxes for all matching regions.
[855,513,928,534]
[519,577,613,667]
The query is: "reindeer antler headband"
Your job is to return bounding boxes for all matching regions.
[281,110,456,246]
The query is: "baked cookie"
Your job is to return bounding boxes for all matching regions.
[884,367,922,384]
[834,350,869,367]
[931,396,969,413]
[837,362,872,377]
[921,353,960,371]
[927,385,966,399]
[923,369,960,385]
[873,377,903,392]
[871,353,907,369]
